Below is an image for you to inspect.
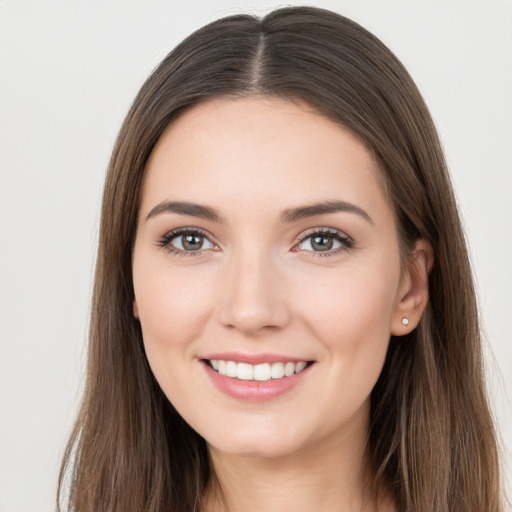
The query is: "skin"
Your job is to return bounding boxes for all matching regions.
[132,97,432,511]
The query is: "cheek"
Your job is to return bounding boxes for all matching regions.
[132,259,220,416]
[299,262,399,380]
[292,271,398,436]
[304,262,397,330]
[133,258,216,358]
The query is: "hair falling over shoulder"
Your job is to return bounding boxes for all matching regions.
[58,6,504,511]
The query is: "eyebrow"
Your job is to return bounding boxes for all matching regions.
[145,199,373,225]
[146,201,223,222]
[281,200,374,225]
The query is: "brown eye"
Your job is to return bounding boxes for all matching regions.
[311,235,334,251]
[171,232,214,251]
[296,230,352,254]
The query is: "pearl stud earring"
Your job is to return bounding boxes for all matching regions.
[401,317,409,326]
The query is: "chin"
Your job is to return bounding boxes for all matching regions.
[205,426,306,460]
[212,440,302,460]
[199,427,292,459]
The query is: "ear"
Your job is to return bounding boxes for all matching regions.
[391,239,434,336]
[133,297,140,319]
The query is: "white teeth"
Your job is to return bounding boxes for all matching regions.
[237,363,253,380]
[253,363,271,381]
[209,359,309,381]
[271,362,285,379]
[295,361,307,373]
[226,361,237,378]
[284,362,295,377]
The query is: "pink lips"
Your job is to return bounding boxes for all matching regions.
[201,352,313,401]
[203,352,309,365]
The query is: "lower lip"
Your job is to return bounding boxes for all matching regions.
[203,361,313,401]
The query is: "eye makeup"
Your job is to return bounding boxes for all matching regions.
[293,227,354,257]
[156,227,219,257]
[156,226,354,258]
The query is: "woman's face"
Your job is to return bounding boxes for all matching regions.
[132,97,411,459]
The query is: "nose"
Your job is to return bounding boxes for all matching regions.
[217,248,291,335]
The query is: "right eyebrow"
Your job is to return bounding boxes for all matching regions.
[280,200,374,225]
[145,201,223,222]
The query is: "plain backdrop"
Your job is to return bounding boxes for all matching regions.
[0,1,511,510]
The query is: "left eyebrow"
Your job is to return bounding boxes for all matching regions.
[145,200,223,222]
[280,200,374,225]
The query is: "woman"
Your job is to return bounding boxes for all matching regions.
[58,6,503,511]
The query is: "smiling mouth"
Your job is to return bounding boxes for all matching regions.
[206,359,312,381]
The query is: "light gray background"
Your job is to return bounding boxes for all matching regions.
[1,1,510,510]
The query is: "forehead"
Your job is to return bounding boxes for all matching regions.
[140,97,390,223]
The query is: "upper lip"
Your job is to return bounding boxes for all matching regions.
[202,352,312,365]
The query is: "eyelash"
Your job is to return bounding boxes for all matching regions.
[156,227,216,257]
[156,227,354,257]
[295,228,354,257]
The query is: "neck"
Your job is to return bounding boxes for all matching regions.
[202,412,393,512]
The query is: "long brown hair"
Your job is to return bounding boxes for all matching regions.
[58,6,502,511]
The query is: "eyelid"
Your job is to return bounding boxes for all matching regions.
[156,226,220,255]
[293,227,354,255]
[156,226,353,257]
